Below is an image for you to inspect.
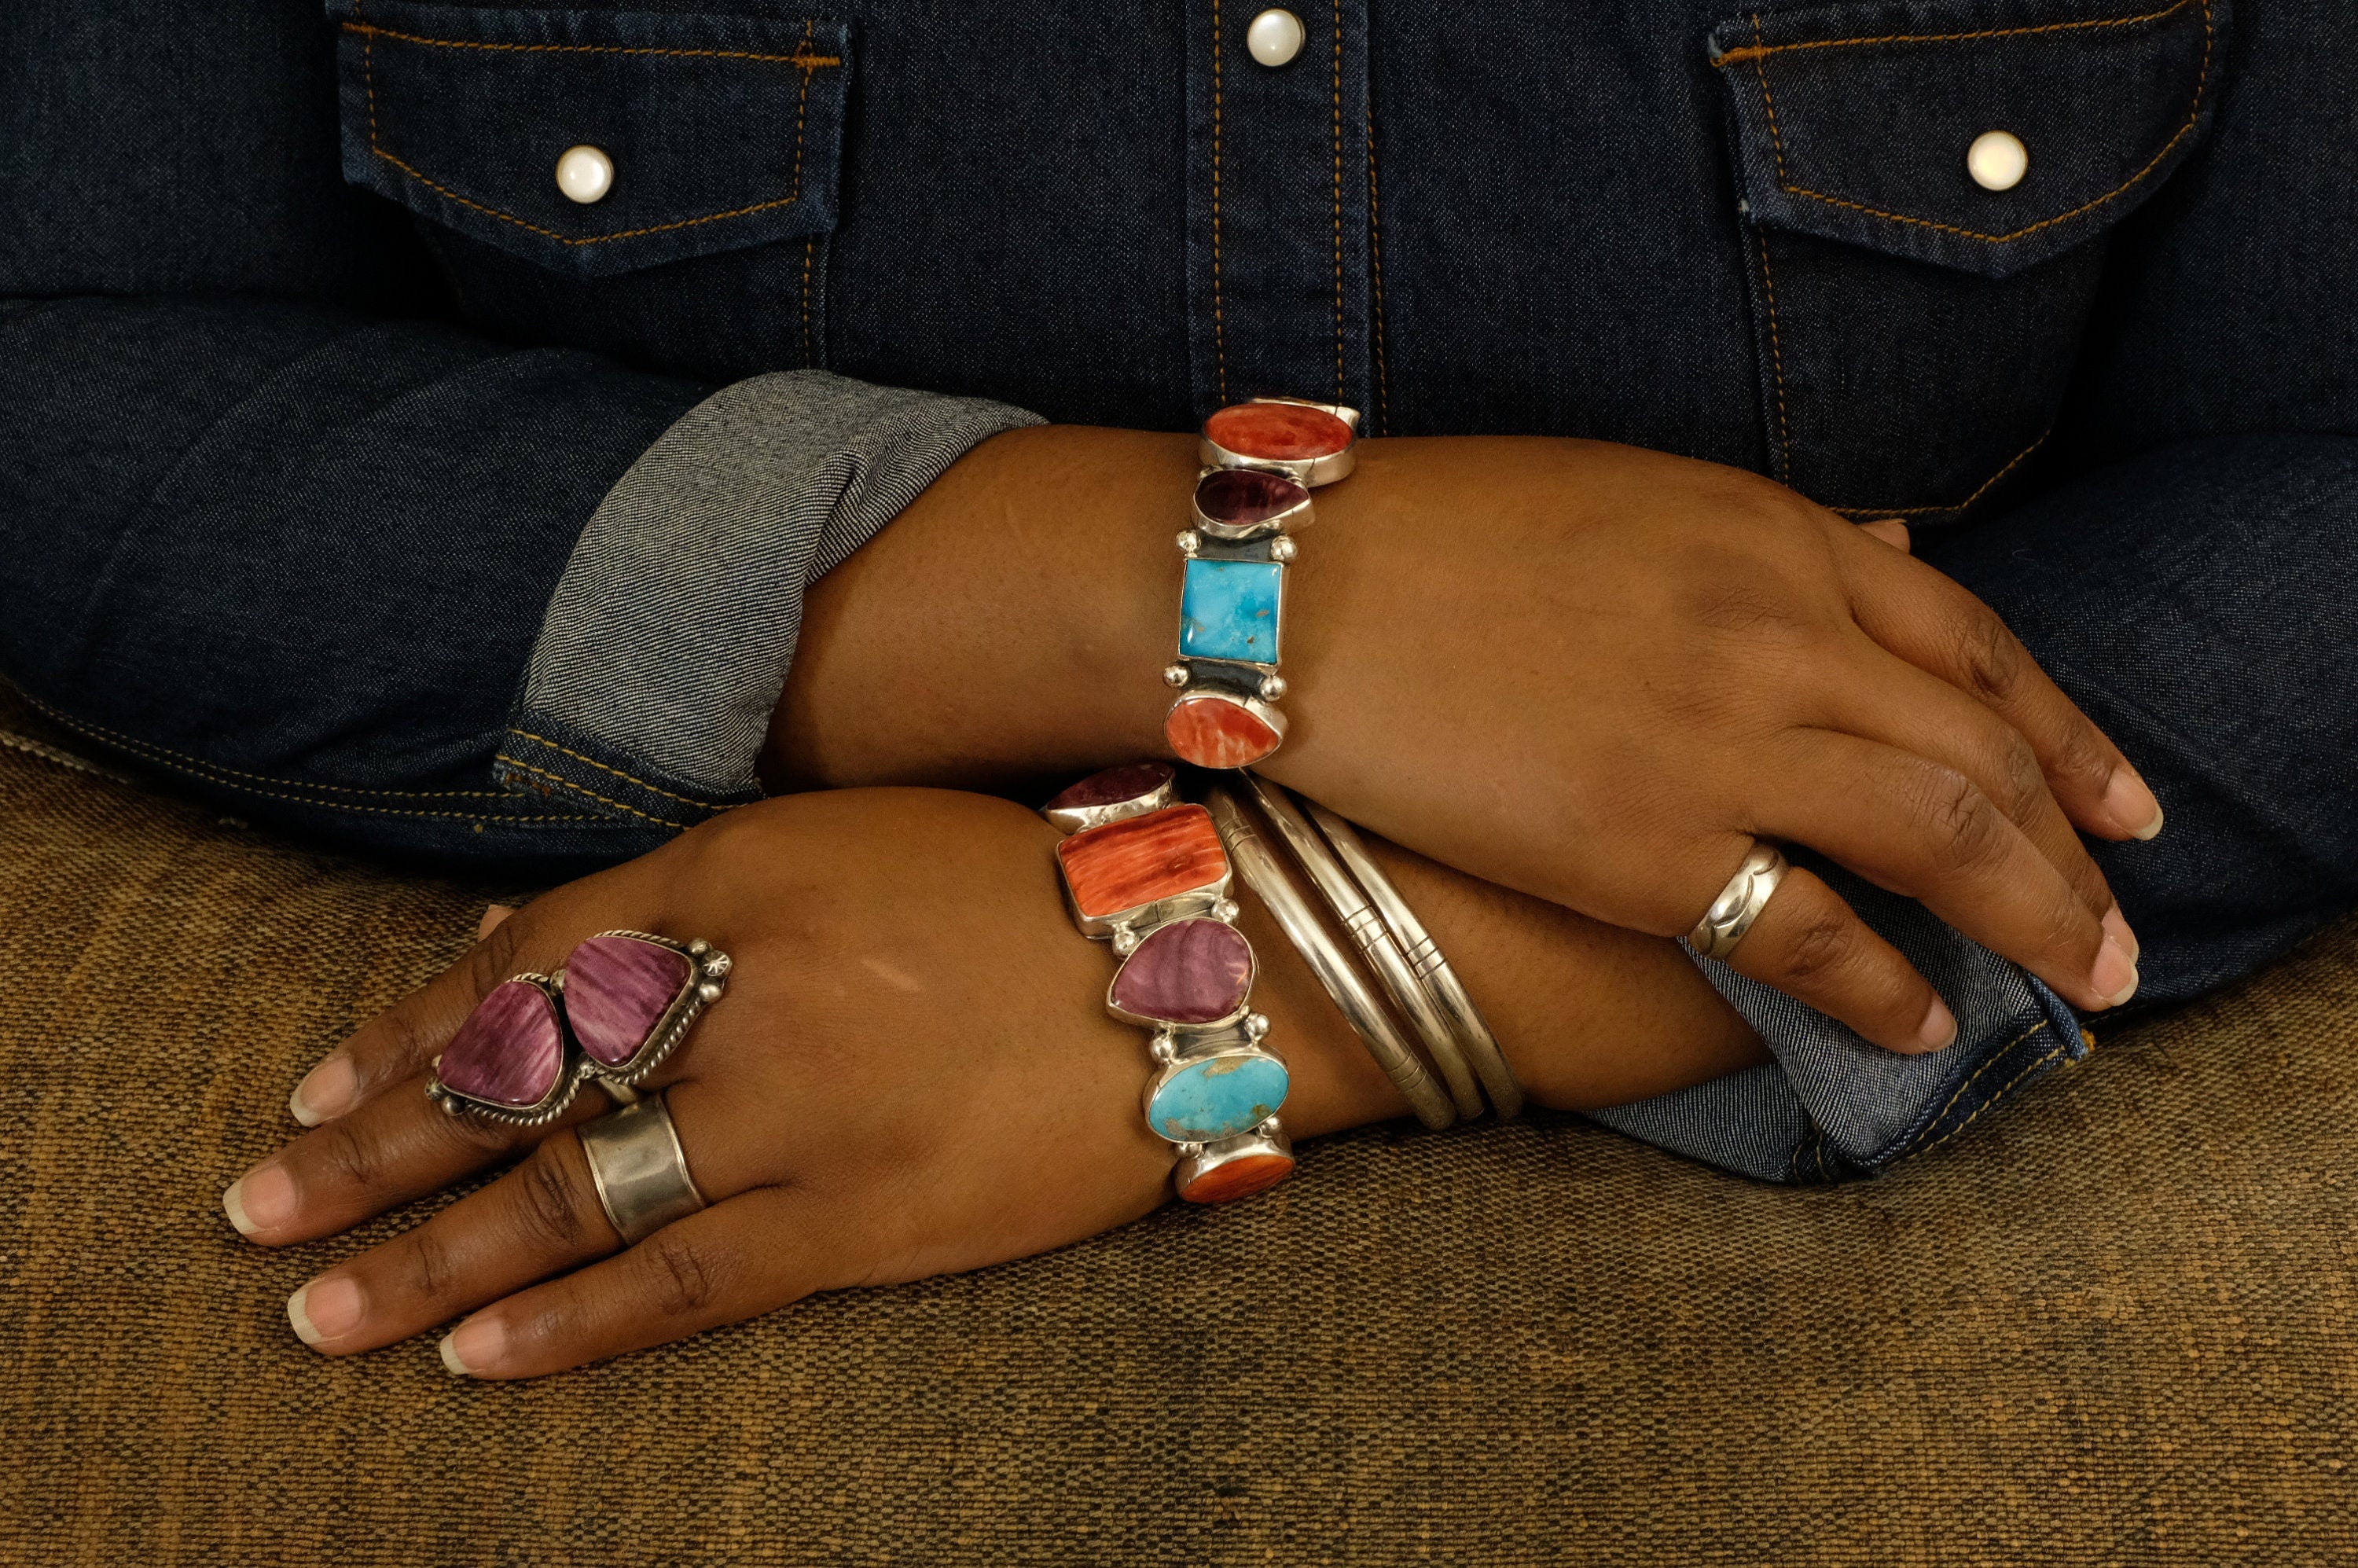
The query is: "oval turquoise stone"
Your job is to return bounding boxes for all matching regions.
[1146,1051,1290,1144]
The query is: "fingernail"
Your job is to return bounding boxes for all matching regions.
[1916,997,1959,1052]
[2103,769,2164,841]
[2090,935,2139,1010]
[288,1056,358,1127]
[2103,903,2140,967]
[221,1162,299,1238]
[441,1313,506,1377]
[287,1276,365,1348]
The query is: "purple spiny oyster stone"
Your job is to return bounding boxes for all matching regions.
[564,936,693,1066]
[1045,762,1174,815]
[1195,468,1309,529]
[439,980,565,1108]
[1110,918,1254,1026]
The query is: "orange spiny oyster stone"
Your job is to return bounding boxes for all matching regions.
[1204,402,1353,461]
[1177,1150,1295,1203]
[1055,804,1228,920]
[1166,692,1281,769]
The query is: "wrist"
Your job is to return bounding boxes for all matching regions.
[764,424,1192,791]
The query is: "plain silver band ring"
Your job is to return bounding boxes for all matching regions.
[579,1092,709,1246]
[1688,843,1791,961]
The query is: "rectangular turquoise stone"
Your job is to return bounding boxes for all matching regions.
[1179,559,1284,666]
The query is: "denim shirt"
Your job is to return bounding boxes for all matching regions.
[5,0,2356,1181]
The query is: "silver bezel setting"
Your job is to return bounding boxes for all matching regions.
[424,973,582,1127]
[1191,470,1315,542]
[1196,398,1362,487]
[1173,1118,1295,1203]
[1041,763,1180,835]
[569,930,733,1090]
[1164,682,1290,766]
[1140,1037,1290,1143]
[1104,917,1262,1030]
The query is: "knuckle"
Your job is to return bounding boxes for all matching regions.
[434,1103,519,1159]
[514,1142,593,1252]
[1919,767,2007,875]
[642,1232,723,1319]
[1777,910,1860,987]
[462,916,528,998]
[1989,732,2046,820]
[1953,611,2026,706]
[402,1227,457,1304]
[316,1120,384,1193]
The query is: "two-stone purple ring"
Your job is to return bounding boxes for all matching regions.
[425,931,733,1126]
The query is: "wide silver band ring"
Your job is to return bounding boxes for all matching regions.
[578,1092,708,1246]
[1688,843,1791,961]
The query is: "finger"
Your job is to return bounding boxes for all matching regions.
[229,1067,615,1246]
[1717,863,1956,1053]
[1834,523,2164,843]
[1857,518,1912,553]
[477,902,517,940]
[1824,645,2121,925]
[285,1125,623,1355]
[286,879,624,1127]
[1755,733,2138,1015]
[437,1187,821,1379]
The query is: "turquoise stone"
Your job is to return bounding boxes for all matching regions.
[1179,559,1283,666]
[1145,1049,1290,1144]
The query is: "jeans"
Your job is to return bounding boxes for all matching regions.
[3,0,2354,1181]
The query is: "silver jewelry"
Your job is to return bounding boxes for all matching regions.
[1164,398,1361,771]
[1045,765,1295,1204]
[1242,775,1486,1121]
[1298,797,1527,1120]
[1688,843,1791,960]
[578,1092,708,1246]
[1205,784,1458,1131]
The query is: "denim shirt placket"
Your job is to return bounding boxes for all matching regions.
[1186,0,1378,424]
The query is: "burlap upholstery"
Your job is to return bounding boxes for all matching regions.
[2,692,2352,1566]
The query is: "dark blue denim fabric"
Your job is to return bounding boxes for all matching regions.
[2,0,2354,1172]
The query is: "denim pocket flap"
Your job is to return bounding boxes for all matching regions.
[329,1,848,280]
[1710,0,2224,277]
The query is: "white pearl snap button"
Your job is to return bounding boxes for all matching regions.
[1966,130,2029,193]
[554,144,615,205]
[1247,8,1306,67]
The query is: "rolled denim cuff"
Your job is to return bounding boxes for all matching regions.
[1591,864,2087,1184]
[498,370,1044,828]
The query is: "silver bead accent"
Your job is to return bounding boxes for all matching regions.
[1176,1141,1206,1160]
[1270,536,1298,563]
[1149,1033,1179,1064]
[696,981,725,1002]
[687,938,711,956]
[1256,1116,1282,1137]
[1258,673,1287,701]
[1111,926,1141,957]
[1163,663,1192,689]
[1245,1012,1271,1040]
[1177,530,1202,556]
[1212,898,1242,923]
[702,952,733,979]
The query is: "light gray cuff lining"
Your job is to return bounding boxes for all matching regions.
[519,369,1045,799]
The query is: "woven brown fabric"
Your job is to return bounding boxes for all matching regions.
[1,699,2352,1566]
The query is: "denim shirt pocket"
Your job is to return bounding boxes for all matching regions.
[328,0,850,378]
[1708,0,2227,520]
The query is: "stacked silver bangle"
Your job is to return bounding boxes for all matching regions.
[1207,777,1526,1129]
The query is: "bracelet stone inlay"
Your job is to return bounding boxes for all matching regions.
[1164,397,1360,772]
[1045,763,1294,1205]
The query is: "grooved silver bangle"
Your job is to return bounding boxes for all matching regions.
[1206,784,1458,1131]
[1243,775,1486,1121]
[1299,799,1527,1120]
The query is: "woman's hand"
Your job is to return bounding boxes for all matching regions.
[773,428,2158,1053]
[223,788,1761,1377]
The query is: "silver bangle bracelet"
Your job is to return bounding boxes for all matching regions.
[1242,775,1487,1121]
[1205,784,1459,1131]
[1300,799,1527,1120]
